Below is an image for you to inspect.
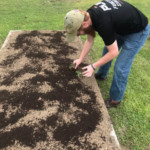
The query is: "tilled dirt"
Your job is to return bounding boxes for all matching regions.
[0,30,120,150]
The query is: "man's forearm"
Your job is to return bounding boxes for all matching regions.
[93,49,118,69]
[93,40,119,69]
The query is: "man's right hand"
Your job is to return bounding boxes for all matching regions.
[73,59,82,69]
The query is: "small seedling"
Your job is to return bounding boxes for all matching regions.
[69,63,82,77]
[76,70,82,77]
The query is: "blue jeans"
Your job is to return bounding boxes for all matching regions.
[97,24,150,102]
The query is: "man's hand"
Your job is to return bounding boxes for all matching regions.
[82,65,94,77]
[73,59,82,69]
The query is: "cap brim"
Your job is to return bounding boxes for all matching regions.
[66,32,77,42]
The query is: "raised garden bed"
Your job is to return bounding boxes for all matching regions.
[0,30,120,149]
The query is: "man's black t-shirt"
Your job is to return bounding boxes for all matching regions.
[87,0,148,45]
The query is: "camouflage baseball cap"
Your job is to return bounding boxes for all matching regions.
[64,10,84,42]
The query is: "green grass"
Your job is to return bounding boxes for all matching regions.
[0,0,150,150]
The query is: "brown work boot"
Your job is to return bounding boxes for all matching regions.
[104,98,121,108]
[94,73,107,81]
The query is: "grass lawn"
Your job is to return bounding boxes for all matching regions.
[0,0,150,149]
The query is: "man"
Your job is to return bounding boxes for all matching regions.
[64,0,149,108]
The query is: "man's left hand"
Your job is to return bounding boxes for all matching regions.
[82,65,94,77]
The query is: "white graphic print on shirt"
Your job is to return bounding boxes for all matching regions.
[95,0,122,11]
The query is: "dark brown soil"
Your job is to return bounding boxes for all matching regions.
[0,31,120,150]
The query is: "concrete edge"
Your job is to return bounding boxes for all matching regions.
[79,34,121,149]
[0,30,22,50]
[0,30,121,149]
[110,124,120,147]
[93,79,121,149]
